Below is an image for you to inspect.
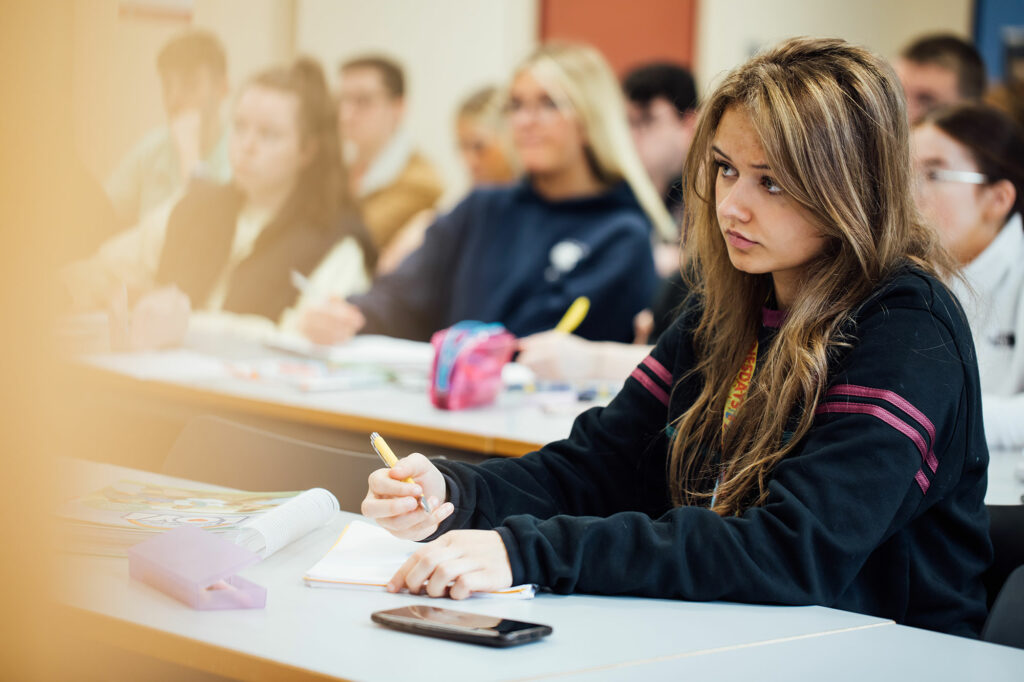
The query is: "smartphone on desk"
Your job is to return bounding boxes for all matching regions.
[371,605,552,647]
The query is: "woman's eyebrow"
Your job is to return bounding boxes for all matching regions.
[711,145,771,170]
[711,145,731,160]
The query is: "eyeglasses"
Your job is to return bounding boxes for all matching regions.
[503,96,568,122]
[916,168,989,186]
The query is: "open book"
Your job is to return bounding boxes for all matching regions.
[304,520,536,599]
[58,480,338,558]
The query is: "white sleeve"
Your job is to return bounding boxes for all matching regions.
[278,237,371,332]
[983,393,1024,450]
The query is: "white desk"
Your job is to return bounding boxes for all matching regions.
[48,456,901,679]
[70,329,592,461]
[53,460,950,682]
[575,619,1024,681]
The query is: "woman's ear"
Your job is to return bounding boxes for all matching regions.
[982,178,1016,224]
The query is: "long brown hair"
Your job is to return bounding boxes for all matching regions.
[249,58,376,269]
[670,37,956,515]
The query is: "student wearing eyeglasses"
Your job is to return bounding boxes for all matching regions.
[912,103,1024,448]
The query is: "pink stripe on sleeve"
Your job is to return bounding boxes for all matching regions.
[826,384,938,473]
[641,355,673,386]
[630,367,669,406]
[814,402,934,493]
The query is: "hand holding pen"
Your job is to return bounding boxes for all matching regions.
[363,433,454,541]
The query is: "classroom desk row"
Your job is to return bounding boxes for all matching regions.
[53,460,1024,682]
[68,327,595,469]
[68,328,1024,505]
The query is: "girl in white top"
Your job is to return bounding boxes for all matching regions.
[912,103,1024,449]
[65,58,373,348]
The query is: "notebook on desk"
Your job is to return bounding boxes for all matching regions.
[303,520,536,599]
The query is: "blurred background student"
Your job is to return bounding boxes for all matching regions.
[338,54,445,253]
[895,34,987,124]
[911,103,1024,449]
[105,29,232,230]
[301,42,674,345]
[376,85,517,275]
[66,58,374,348]
[518,60,699,381]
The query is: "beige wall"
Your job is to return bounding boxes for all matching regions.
[73,0,294,182]
[295,0,538,202]
[695,0,973,94]
[74,0,976,196]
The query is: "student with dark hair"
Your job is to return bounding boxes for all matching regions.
[622,62,698,224]
[338,54,444,250]
[361,38,990,638]
[895,34,987,124]
[66,58,374,346]
[106,29,232,227]
[912,103,1024,448]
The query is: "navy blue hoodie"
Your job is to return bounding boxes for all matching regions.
[348,180,658,342]
[432,269,992,637]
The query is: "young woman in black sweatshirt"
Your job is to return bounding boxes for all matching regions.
[360,38,992,637]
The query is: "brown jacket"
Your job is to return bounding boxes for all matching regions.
[359,152,444,249]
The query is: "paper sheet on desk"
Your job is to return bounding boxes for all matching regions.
[267,334,435,372]
[303,520,536,599]
[84,349,231,381]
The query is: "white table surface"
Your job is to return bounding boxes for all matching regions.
[55,460,906,682]
[571,618,1024,681]
[77,329,594,456]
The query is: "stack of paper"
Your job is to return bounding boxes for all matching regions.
[266,334,436,373]
[57,480,337,558]
[304,520,536,599]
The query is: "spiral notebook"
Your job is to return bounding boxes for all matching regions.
[303,520,536,599]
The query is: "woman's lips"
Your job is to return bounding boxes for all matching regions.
[725,229,758,249]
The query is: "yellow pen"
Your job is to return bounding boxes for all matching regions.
[370,432,432,512]
[554,296,590,334]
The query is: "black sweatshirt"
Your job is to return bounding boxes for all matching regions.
[432,269,992,637]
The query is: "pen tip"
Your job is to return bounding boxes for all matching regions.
[370,432,381,441]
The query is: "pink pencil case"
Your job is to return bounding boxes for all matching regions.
[429,322,516,410]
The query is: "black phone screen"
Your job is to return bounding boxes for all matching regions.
[371,605,553,647]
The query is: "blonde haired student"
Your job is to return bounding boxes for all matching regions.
[361,38,991,637]
[301,43,673,344]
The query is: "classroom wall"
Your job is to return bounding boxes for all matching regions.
[294,0,539,203]
[695,0,973,94]
[539,0,697,75]
[72,0,294,183]
[72,0,977,202]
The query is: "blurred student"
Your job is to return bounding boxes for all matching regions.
[66,58,374,347]
[912,103,1024,449]
[361,38,990,639]
[454,86,517,186]
[624,62,698,226]
[895,34,986,124]
[376,86,516,275]
[338,55,444,251]
[302,43,674,345]
[106,29,232,228]
[518,62,699,380]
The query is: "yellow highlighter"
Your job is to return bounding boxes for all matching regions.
[554,296,590,334]
[370,432,432,513]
